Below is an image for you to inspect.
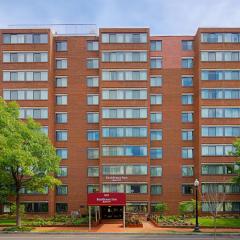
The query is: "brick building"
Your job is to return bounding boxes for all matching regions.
[0,25,239,216]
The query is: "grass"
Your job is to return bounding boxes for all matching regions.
[188,217,240,228]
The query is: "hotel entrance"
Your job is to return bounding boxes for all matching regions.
[101,206,123,219]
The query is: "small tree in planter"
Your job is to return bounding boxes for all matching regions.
[179,200,195,220]
[154,202,168,218]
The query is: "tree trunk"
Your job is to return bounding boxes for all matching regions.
[16,192,21,227]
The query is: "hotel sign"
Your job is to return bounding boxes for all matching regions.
[87,192,126,206]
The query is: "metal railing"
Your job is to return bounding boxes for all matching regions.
[7,24,98,36]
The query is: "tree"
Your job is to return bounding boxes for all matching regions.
[154,202,168,217]
[201,186,225,240]
[231,139,240,184]
[178,200,195,220]
[0,99,61,227]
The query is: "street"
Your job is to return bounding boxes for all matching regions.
[0,234,239,240]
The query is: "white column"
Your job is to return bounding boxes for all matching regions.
[89,206,91,231]
[123,206,125,229]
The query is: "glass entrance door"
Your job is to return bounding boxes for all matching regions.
[101,206,123,219]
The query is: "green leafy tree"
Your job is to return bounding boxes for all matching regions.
[232,139,240,184]
[154,202,168,217]
[0,99,61,227]
[178,200,195,220]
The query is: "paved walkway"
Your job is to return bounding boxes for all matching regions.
[29,221,240,233]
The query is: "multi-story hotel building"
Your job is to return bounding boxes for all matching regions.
[0,25,240,217]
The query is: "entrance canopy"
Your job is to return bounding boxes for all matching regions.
[87,192,126,206]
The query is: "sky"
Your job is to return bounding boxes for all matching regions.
[0,0,240,35]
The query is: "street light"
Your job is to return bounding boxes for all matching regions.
[193,178,200,232]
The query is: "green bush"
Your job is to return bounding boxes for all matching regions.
[179,200,195,219]
[153,202,168,217]
[71,216,89,225]
[3,226,33,232]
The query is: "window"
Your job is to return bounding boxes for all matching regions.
[56,77,68,87]
[182,130,193,140]
[182,112,193,123]
[3,71,48,82]
[150,76,162,87]
[150,95,162,105]
[56,59,68,69]
[56,185,68,195]
[56,41,67,51]
[87,76,99,87]
[201,33,240,43]
[182,147,193,159]
[3,52,48,62]
[24,202,48,213]
[150,148,162,159]
[102,89,147,100]
[150,112,162,123]
[87,58,99,69]
[201,51,240,62]
[102,108,147,119]
[87,41,99,51]
[150,166,162,176]
[150,40,162,51]
[182,40,193,50]
[182,76,193,87]
[150,130,162,141]
[3,33,48,44]
[126,184,147,194]
[201,107,240,118]
[103,184,124,193]
[41,126,48,135]
[57,167,68,177]
[19,108,48,119]
[201,145,234,156]
[182,185,193,194]
[3,89,48,100]
[56,130,68,141]
[88,185,99,193]
[201,164,238,175]
[102,145,147,157]
[87,130,99,141]
[102,51,147,62]
[56,148,68,160]
[125,165,147,175]
[87,94,99,105]
[56,203,68,213]
[181,58,193,68]
[126,203,148,213]
[101,33,147,43]
[182,166,194,176]
[201,70,240,81]
[201,126,240,137]
[102,127,147,138]
[88,167,99,177]
[151,185,162,195]
[56,113,68,123]
[87,112,99,123]
[201,89,240,99]
[102,70,147,81]
[150,58,162,68]
[182,94,193,104]
[88,148,99,159]
[103,165,125,175]
[56,95,67,105]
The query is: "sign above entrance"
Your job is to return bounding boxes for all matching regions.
[87,192,126,206]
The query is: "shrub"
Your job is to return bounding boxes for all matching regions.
[153,202,168,217]
[3,226,33,232]
[179,200,195,220]
[126,214,142,225]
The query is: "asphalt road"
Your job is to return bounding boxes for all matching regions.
[0,234,239,240]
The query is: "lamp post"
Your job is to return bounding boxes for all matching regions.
[193,178,200,232]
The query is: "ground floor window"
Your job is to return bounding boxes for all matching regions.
[126,202,148,213]
[56,203,68,213]
[202,202,240,213]
[24,202,48,213]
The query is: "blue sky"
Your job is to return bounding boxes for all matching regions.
[0,0,240,35]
